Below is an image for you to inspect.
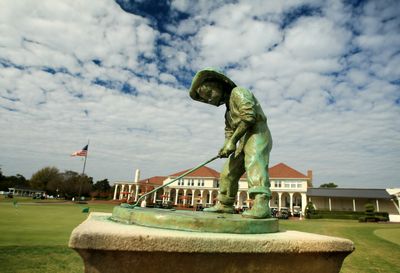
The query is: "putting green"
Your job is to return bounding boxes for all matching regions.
[374,228,400,246]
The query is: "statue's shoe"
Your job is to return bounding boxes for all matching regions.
[242,208,271,219]
[203,203,234,213]
[241,194,271,219]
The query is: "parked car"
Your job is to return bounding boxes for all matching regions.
[277,208,290,219]
[292,206,301,217]
[270,207,278,218]
[154,200,173,209]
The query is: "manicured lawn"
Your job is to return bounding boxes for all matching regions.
[0,198,115,273]
[280,219,400,273]
[374,228,400,246]
[0,199,399,273]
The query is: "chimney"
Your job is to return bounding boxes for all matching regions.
[307,170,313,187]
[134,169,140,182]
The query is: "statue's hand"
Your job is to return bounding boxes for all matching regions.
[218,140,236,158]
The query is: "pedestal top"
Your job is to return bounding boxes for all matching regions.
[69,212,354,254]
[111,206,279,234]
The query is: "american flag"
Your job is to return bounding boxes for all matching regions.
[71,144,88,157]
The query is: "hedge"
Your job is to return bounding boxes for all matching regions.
[310,210,389,221]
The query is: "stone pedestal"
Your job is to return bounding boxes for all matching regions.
[69,213,354,273]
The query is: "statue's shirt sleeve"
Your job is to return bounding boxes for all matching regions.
[224,111,234,140]
[230,87,257,125]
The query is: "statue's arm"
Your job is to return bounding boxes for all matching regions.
[219,88,256,157]
[224,112,234,140]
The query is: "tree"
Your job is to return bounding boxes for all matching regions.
[92,179,111,192]
[319,182,338,188]
[91,179,112,199]
[0,171,29,191]
[59,171,93,198]
[30,167,61,192]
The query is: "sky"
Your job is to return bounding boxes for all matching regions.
[0,0,399,188]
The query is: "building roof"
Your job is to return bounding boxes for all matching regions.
[9,187,45,192]
[169,166,220,179]
[137,176,166,186]
[269,163,308,179]
[179,162,312,181]
[307,188,392,199]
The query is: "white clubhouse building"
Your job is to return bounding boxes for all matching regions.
[113,162,400,220]
[114,163,311,213]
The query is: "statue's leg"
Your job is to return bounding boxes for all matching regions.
[203,153,245,213]
[242,133,272,219]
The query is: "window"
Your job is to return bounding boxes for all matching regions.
[201,179,204,186]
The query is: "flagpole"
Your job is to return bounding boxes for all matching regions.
[81,141,89,175]
[78,140,89,199]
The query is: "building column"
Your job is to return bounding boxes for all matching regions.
[289,193,294,213]
[200,190,204,205]
[398,197,400,213]
[175,189,179,206]
[119,185,125,200]
[301,193,307,213]
[191,192,195,206]
[237,193,241,208]
[328,198,332,211]
[175,190,179,205]
[376,199,380,212]
[398,197,400,211]
[353,199,356,212]
[128,185,132,200]
[183,189,187,205]
[167,190,171,202]
[391,196,400,214]
[278,192,282,211]
[113,184,118,200]
[209,191,213,204]
[153,191,157,203]
[247,192,251,207]
[134,185,139,201]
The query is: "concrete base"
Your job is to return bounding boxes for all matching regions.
[69,213,354,273]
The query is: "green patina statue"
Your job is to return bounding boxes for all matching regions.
[189,68,273,219]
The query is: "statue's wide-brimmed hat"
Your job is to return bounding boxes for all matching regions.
[189,68,236,105]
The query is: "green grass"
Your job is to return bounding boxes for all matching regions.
[0,199,115,273]
[374,229,400,246]
[0,200,399,273]
[280,219,400,273]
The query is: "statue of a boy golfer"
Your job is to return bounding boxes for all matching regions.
[189,68,273,219]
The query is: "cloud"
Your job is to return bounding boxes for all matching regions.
[0,0,399,189]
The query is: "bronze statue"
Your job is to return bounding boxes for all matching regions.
[189,68,273,219]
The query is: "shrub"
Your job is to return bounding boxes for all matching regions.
[309,210,389,221]
[358,203,389,222]
[305,202,320,219]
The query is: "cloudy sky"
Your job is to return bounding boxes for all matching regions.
[0,0,399,188]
